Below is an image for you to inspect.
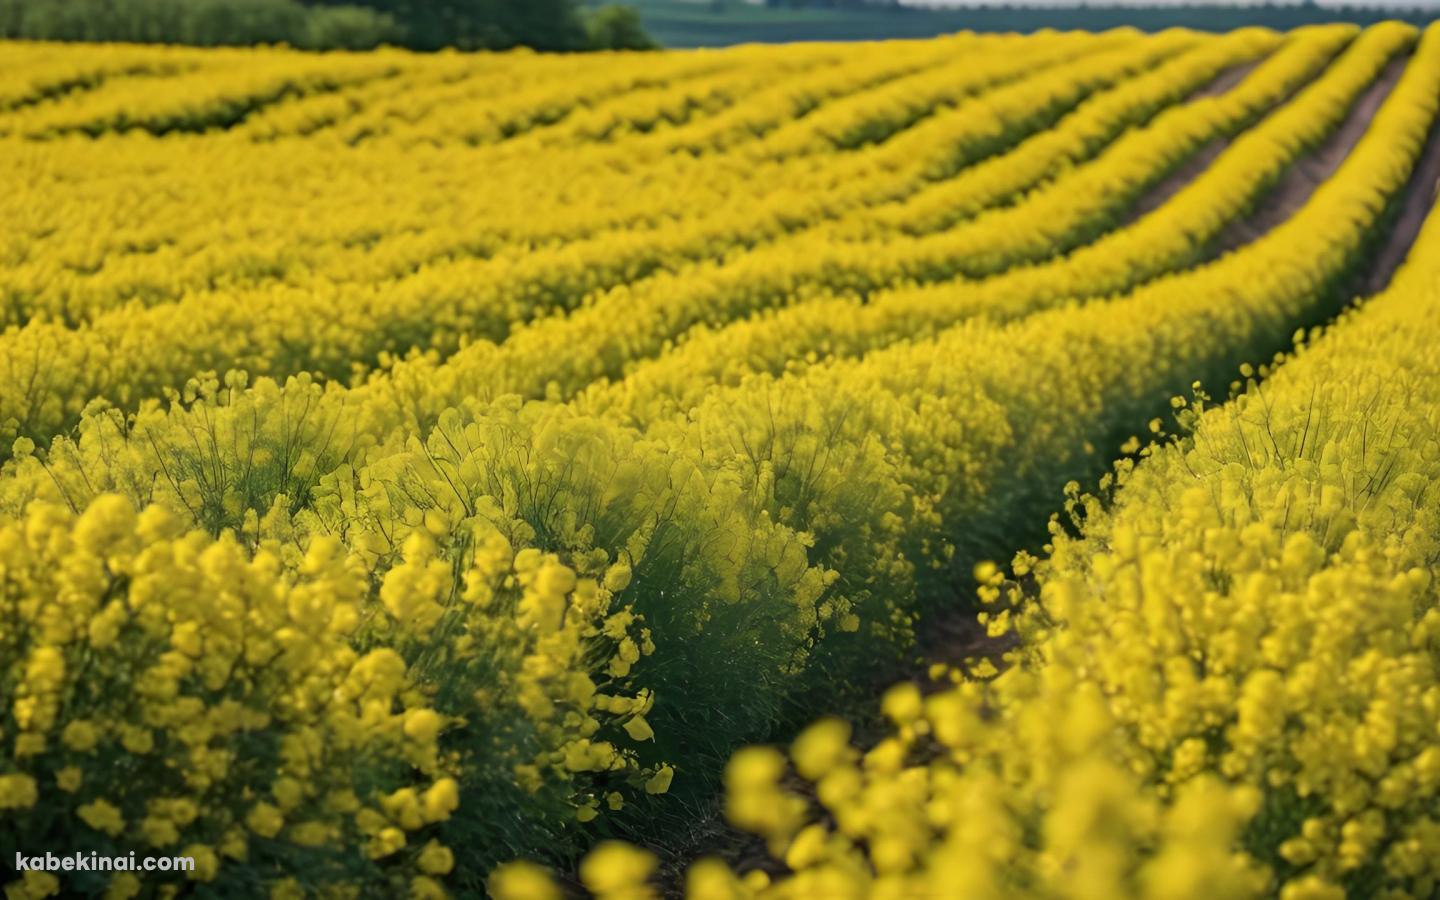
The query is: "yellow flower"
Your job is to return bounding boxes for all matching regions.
[417,841,455,876]
[55,767,83,793]
[603,563,633,593]
[488,862,560,900]
[685,858,748,900]
[421,778,460,823]
[0,774,38,811]
[1279,877,1346,900]
[403,709,445,744]
[119,727,153,755]
[791,718,852,781]
[61,720,100,753]
[645,765,675,795]
[289,821,332,847]
[171,621,204,658]
[580,842,657,899]
[104,873,141,900]
[25,647,66,693]
[366,827,406,860]
[272,777,305,811]
[183,845,220,882]
[245,803,284,839]
[269,879,305,900]
[622,715,654,743]
[141,813,181,847]
[381,788,424,831]
[8,871,59,900]
[409,877,448,900]
[78,799,125,837]
[881,683,923,725]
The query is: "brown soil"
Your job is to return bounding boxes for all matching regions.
[1187,57,1266,103]
[1213,54,1408,252]
[1126,137,1227,221]
[915,44,1440,715]
[922,50,1433,683]
[1123,56,1293,223]
[1357,79,1440,294]
[915,599,1018,673]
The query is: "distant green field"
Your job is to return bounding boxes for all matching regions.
[590,0,981,46]
[592,0,1440,48]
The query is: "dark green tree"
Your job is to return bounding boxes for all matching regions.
[306,0,592,50]
[0,0,397,48]
[586,3,656,50]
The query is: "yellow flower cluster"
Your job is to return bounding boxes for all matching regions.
[2,20,1438,894]
[0,492,662,895]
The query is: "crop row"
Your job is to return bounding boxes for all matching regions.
[335,22,1390,438]
[0,36,1199,448]
[0,32,1166,334]
[0,50,405,137]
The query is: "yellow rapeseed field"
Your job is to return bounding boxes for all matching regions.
[1,21,1438,899]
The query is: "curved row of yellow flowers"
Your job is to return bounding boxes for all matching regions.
[0,38,768,142]
[745,32,1107,159]
[558,101,1440,900]
[219,39,850,148]
[578,20,1406,430]
[0,30,1088,263]
[0,49,403,139]
[399,22,1303,350]
[0,42,773,282]
[0,492,670,899]
[318,21,1387,437]
[841,22,1396,277]
[0,35,1198,452]
[0,31,1162,330]
[857,26,1276,237]
[599,37,973,158]
[343,40,847,152]
[0,44,195,112]
[2,23,1436,896]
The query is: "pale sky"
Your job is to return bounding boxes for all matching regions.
[904,0,1440,6]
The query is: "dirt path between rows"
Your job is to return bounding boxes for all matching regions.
[1122,55,1296,223]
[1357,78,1440,294]
[1212,53,1408,252]
[917,51,1437,670]
[1187,56,1266,102]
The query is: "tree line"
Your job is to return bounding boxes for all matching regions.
[0,0,655,51]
